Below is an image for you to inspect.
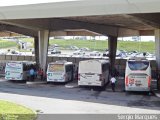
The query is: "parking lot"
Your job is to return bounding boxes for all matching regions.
[0,78,159,115]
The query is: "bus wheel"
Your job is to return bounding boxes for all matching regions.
[101,85,106,91]
[148,92,151,96]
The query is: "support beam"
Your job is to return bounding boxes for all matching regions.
[155,29,160,89]
[51,19,119,37]
[1,18,140,37]
[108,36,117,76]
[34,36,39,66]
[0,24,38,37]
[38,30,50,72]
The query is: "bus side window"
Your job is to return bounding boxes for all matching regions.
[66,65,69,72]
[102,64,107,72]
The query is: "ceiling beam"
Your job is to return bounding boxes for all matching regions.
[0,24,38,37]
[0,17,153,37]
[51,18,141,37]
[128,14,160,28]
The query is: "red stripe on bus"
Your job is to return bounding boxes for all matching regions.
[148,76,151,87]
[125,76,128,86]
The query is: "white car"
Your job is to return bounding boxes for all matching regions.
[72,50,85,57]
[48,49,61,54]
[89,51,102,58]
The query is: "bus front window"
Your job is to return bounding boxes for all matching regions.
[128,61,149,71]
[48,64,64,72]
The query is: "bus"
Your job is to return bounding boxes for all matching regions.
[125,57,151,92]
[78,59,110,87]
[47,60,74,82]
[5,61,35,81]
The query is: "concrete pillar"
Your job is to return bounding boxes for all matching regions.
[108,35,117,76]
[38,30,50,72]
[155,29,160,89]
[34,36,39,65]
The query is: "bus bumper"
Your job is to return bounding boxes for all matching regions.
[125,87,150,92]
[78,81,103,86]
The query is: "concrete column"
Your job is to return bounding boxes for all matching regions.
[108,35,117,76]
[34,36,39,65]
[155,29,160,89]
[38,30,50,72]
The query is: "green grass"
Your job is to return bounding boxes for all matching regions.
[49,39,108,51]
[117,40,155,53]
[0,40,17,48]
[49,39,155,53]
[16,38,156,53]
[0,100,36,120]
[20,38,34,43]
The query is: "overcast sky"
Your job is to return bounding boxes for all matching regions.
[0,0,77,6]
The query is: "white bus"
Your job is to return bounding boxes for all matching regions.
[47,61,74,82]
[125,57,151,92]
[78,59,110,87]
[5,61,34,81]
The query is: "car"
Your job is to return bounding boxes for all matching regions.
[103,50,127,58]
[136,52,154,58]
[103,51,109,57]
[53,44,59,47]
[7,50,21,55]
[72,50,85,57]
[80,47,90,51]
[127,51,139,57]
[70,46,79,50]
[89,51,102,57]
[49,49,61,54]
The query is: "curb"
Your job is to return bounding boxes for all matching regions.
[65,84,78,88]
[152,91,160,98]
[26,81,47,85]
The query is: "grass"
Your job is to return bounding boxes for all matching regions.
[0,100,36,120]
[0,40,17,48]
[50,39,107,51]
[49,39,155,53]
[13,38,156,53]
[20,38,34,44]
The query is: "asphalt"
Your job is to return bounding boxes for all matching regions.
[0,78,160,120]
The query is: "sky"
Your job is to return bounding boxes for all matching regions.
[65,36,155,41]
[0,0,77,6]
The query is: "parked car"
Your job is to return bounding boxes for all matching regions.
[127,51,139,57]
[70,46,79,50]
[72,50,85,57]
[103,50,127,58]
[80,47,90,51]
[53,44,59,47]
[89,51,102,58]
[48,49,61,54]
[7,50,21,55]
[136,52,154,58]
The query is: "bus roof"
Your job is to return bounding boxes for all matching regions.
[49,60,73,65]
[128,57,148,61]
[79,59,109,64]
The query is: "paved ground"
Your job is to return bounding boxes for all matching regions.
[0,78,160,120]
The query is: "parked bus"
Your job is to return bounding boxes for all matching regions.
[78,59,110,87]
[125,57,151,92]
[47,60,74,82]
[5,61,35,81]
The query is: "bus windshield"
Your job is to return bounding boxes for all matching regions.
[6,62,22,72]
[48,64,64,72]
[128,61,149,71]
